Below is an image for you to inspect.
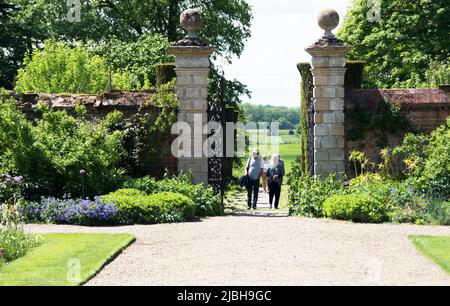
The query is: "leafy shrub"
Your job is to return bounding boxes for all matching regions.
[346,98,409,143]
[388,195,450,226]
[122,173,224,217]
[0,102,37,181]
[420,118,450,196]
[32,105,126,197]
[392,118,450,196]
[0,101,126,198]
[343,174,449,225]
[389,193,425,224]
[288,174,344,218]
[115,81,178,177]
[424,61,450,88]
[15,36,174,94]
[20,196,118,226]
[422,198,450,226]
[0,204,41,265]
[15,40,109,94]
[103,189,196,225]
[0,174,26,204]
[348,174,414,207]
[88,34,174,90]
[107,188,147,198]
[323,193,389,223]
[288,119,449,225]
[121,177,158,195]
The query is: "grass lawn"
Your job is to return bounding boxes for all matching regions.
[0,233,135,286]
[240,130,301,173]
[410,235,450,274]
[234,143,301,177]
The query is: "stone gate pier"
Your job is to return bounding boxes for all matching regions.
[306,9,352,178]
[170,9,213,184]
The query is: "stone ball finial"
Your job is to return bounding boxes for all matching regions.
[318,9,340,38]
[180,8,203,38]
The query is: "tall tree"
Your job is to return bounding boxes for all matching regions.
[338,0,450,88]
[1,0,253,103]
[0,1,23,88]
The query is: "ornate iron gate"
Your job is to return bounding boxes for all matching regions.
[207,97,225,197]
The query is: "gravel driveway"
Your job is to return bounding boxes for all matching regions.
[25,216,450,286]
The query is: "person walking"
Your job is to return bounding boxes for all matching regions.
[267,154,285,209]
[245,148,262,210]
[261,156,269,193]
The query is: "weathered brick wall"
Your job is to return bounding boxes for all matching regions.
[344,87,450,170]
[9,91,178,178]
[17,91,154,119]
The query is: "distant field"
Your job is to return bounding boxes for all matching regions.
[234,130,300,176]
[259,143,300,175]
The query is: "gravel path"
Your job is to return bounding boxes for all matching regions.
[25,217,450,286]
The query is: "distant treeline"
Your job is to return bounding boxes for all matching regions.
[241,104,300,131]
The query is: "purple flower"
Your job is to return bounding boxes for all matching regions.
[24,195,117,226]
[13,176,23,182]
[80,169,86,175]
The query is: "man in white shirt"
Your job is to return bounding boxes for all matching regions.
[245,148,262,209]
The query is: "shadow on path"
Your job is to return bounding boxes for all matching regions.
[225,187,289,217]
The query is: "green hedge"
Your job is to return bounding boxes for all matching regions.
[323,193,389,223]
[103,190,196,225]
[122,174,224,217]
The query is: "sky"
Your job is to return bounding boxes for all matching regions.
[220,0,354,108]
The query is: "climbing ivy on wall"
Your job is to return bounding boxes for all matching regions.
[345,61,366,89]
[346,98,410,147]
[297,63,313,175]
[343,61,411,148]
[155,63,176,87]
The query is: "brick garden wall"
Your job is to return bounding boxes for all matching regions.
[10,91,178,178]
[344,87,450,170]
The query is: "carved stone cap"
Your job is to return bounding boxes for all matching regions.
[309,9,347,47]
[318,9,339,37]
[177,8,206,46]
[305,45,352,57]
[168,46,214,57]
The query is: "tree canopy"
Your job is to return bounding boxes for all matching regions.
[15,36,174,93]
[338,0,450,88]
[0,0,253,102]
[242,104,300,131]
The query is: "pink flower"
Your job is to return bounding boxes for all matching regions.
[80,169,86,175]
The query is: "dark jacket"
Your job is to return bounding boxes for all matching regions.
[267,162,285,187]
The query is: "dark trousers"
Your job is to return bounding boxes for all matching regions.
[268,182,281,209]
[246,178,259,208]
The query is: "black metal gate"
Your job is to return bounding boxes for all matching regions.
[207,97,225,197]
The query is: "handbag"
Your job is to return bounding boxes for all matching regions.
[240,158,252,188]
[240,174,250,188]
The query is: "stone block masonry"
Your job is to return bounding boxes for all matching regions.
[169,47,213,185]
[169,8,214,185]
[306,47,352,178]
[306,9,352,178]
